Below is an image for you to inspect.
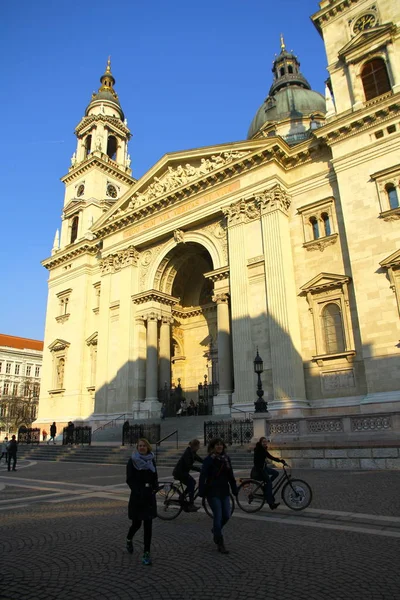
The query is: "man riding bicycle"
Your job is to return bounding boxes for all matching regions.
[252,436,287,510]
[172,439,203,511]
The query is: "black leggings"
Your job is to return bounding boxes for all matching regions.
[127,519,152,552]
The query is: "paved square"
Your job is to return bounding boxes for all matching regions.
[1,459,400,600]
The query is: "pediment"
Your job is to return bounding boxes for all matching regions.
[92,139,275,231]
[86,332,98,346]
[338,24,394,61]
[380,249,400,268]
[301,272,351,293]
[48,338,70,352]
[64,197,105,217]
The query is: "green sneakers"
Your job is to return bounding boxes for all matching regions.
[142,551,152,566]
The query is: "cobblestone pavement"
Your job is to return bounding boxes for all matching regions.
[0,460,400,600]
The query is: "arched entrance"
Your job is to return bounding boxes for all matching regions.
[157,242,217,413]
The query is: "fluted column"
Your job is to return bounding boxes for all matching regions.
[257,185,306,406]
[212,293,233,395]
[223,199,258,404]
[159,316,172,391]
[145,312,159,402]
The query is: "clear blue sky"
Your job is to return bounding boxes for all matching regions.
[0,0,327,341]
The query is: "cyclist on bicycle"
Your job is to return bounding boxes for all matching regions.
[252,437,286,510]
[172,439,203,511]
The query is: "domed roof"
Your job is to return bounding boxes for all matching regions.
[85,59,124,119]
[247,36,326,139]
[248,86,326,139]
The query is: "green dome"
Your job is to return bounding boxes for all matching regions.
[248,86,326,139]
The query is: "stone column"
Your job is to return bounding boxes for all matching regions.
[257,185,307,411]
[145,312,159,403]
[222,199,258,405]
[212,293,233,395]
[387,43,400,93]
[159,316,172,391]
[94,270,111,415]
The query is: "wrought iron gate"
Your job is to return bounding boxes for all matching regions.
[204,419,253,446]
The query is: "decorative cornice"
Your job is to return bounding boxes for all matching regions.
[86,332,98,346]
[42,242,98,271]
[75,114,131,138]
[301,272,351,294]
[48,339,70,353]
[312,0,360,34]
[204,266,230,282]
[100,245,139,275]
[55,314,70,324]
[172,302,215,319]
[303,233,338,252]
[61,154,135,185]
[380,207,400,222]
[131,289,179,307]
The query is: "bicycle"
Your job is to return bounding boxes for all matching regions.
[156,479,235,521]
[236,463,312,512]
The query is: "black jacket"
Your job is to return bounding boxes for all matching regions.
[173,447,203,480]
[7,439,18,455]
[199,454,238,499]
[126,458,158,521]
[253,442,281,472]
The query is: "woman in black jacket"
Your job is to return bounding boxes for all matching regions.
[198,438,238,554]
[253,436,286,510]
[126,438,158,565]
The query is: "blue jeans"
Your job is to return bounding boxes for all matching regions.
[262,466,279,505]
[207,495,231,539]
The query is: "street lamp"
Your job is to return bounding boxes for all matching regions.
[254,350,268,413]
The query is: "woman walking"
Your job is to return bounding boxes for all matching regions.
[126,438,158,565]
[199,438,238,554]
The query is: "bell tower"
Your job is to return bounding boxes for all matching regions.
[54,59,135,252]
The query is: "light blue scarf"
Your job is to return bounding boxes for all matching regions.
[131,450,156,473]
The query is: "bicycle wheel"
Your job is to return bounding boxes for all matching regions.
[156,483,183,520]
[202,493,235,518]
[281,479,312,511]
[236,479,265,513]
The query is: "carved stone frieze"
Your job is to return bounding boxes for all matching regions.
[222,198,259,227]
[303,234,338,252]
[173,229,186,244]
[256,184,291,216]
[100,245,139,275]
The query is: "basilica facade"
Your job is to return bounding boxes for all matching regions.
[37,0,400,429]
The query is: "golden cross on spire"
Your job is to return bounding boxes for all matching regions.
[106,56,111,73]
[280,34,286,51]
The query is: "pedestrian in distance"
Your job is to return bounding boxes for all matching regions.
[48,422,57,444]
[172,439,203,511]
[42,429,48,442]
[0,436,8,464]
[7,435,18,472]
[252,436,287,510]
[126,438,158,566]
[160,403,166,420]
[198,437,238,554]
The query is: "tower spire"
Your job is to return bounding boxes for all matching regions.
[280,33,286,52]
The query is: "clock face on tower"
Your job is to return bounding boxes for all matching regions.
[353,12,377,34]
[107,183,118,198]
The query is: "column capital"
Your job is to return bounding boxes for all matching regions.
[142,311,160,322]
[212,293,230,305]
[100,244,139,275]
[222,198,259,228]
[161,315,174,325]
[256,184,291,216]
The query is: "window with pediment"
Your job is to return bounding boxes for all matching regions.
[371,164,400,220]
[380,250,400,319]
[48,339,70,394]
[56,289,72,323]
[300,273,355,364]
[298,197,338,251]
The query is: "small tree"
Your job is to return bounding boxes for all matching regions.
[0,377,39,434]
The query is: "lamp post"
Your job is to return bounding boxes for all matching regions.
[254,350,268,413]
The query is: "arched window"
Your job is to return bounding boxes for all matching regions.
[321,213,331,236]
[70,216,79,243]
[310,216,319,240]
[322,303,345,354]
[280,67,285,77]
[84,135,92,157]
[288,65,293,74]
[361,58,391,101]
[386,184,399,210]
[107,136,117,160]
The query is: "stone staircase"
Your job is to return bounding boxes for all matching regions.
[16,441,253,471]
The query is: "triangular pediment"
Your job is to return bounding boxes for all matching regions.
[380,249,400,268]
[93,137,293,232]
[48,339,70,352]
[64,197,107,217]
[301,272,351,293]
[338,23,394,60]
[86,332,98,346]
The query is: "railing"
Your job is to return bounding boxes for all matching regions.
[18,427,40,444]
[155,429,178,462]
[62,426,92,446]
[122,423,161,446]
[204,419,254,446]
[92,413,127,436]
